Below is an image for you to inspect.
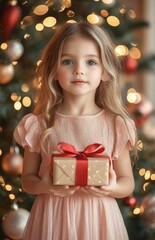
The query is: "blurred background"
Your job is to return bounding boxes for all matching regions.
[0,0,155,239]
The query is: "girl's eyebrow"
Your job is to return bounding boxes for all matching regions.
[61,53,100,59]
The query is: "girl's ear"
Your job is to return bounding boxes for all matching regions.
[101,71,110,82]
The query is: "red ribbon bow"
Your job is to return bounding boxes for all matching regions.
[54,142,105,186]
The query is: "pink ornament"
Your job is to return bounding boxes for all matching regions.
[2,207,29,239]
[1,146,23,175]
[0,63,14,84]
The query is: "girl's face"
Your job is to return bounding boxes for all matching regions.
[56,35,103,98]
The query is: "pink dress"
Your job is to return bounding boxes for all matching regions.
[14,109,136,240]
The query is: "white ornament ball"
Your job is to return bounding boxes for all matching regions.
[0,63,14,84]
[5,40,24,61]
[2,208,29,239]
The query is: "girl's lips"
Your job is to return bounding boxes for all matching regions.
[71,80,87,84]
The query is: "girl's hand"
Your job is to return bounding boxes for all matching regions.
[85,166,117,197]
[41,167,80,197]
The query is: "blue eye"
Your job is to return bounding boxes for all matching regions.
[87,60,96,65]
[62,59,73,65]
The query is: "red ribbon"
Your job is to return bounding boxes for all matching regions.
[53,142,105,186]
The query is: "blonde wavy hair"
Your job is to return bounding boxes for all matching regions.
[33,21,137,150]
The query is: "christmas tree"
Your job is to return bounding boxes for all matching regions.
[0,0,155,239]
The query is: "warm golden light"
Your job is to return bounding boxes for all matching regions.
[24,34,31,40]
[11,93,18,101]
[21,84,29,92]
[35,23,44,31]
[143,182,150,191]
[107,16,120,26]
[137,140,143,151]
[130,47,141,59]
[22,97,31,107]
[133,207,141,215]
[87,13,100,24]
[33,5,49,16]
[102,0,115,4]
[139,168,145,176]
[115,45,129,56]
[151,174,155,180]
[5,184,12,191]
[127,92,137,103]
[9,194,15,200]
[66,20,76,23]
[100,9,109,17]
[43,17,57,27]
[144,170,151,180]
[1,43,7,50]
[14,101,22,110]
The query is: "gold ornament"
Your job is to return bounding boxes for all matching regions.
[0,63,14,84]
[2,146,23,175]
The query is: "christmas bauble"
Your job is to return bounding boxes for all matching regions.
[141,194,155,229]
[2,146,23,175]
[127,95,153,128]
[123,56,138,74]
[1,0,21,41]
[123,195,136,208]
[2,208,29,239]
[5,40,24,61]
[0,63,14,84]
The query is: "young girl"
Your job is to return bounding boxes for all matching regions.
[14,21,137,240]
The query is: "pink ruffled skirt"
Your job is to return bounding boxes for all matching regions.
[23,191,129,240]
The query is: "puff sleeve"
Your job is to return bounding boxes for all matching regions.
[112,115,137,160]
[13,113,44,153]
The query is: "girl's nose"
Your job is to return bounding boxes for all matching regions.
[73,64,84,76]
[73,71,84,76]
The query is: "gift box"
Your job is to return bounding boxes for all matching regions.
[51,142,110,186]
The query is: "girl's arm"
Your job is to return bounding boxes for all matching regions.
[21,146,79,195]
[86,145,135,198]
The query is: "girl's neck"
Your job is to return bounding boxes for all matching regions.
[58,96,102,116]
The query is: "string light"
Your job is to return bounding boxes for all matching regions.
[87,13,100,24]
[100,9,109,17]
[43,17,57,27]
[144,170,151,180]
[22,97,31,107]
[9,194,15,200]
[139,168,145,176]
[133,207,141,215]
[151,174,155,180]
[107,16,120,27]
[143,182,150,191]
[127,88,141,104]
[115,45,129,56]
[35,23,44,31]
[14,101,22,110]
[21,84,29,92]
[129,47,141,59]
[33,5,49,16]
[5,184,12,191]
[1,43,7,50]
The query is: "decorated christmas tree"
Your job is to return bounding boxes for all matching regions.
[0,0,155,239]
